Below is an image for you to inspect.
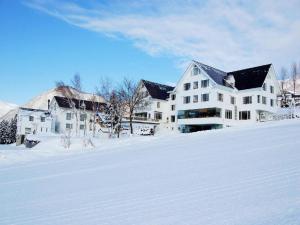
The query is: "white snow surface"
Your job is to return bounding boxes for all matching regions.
[0,101,17,118]
[1,120,300,225]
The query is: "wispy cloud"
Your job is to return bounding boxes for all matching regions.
[24,0,300,72]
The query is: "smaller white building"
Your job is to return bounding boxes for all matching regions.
[17,107,52,135]
[49,96,106,135]
[134,80,174,128]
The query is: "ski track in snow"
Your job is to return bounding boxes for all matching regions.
[1,120,300,225]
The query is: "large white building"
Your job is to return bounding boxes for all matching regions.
[168,61,280,132]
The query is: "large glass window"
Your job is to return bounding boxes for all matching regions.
[178,108,221,119]
[239,111,251,120]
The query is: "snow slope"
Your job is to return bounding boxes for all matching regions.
[1,120,300,225]
[0,101,17,118]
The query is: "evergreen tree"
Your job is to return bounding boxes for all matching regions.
[9,116,17,143]
[0,120,10,144]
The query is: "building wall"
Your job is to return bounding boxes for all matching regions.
[17,109,52,135]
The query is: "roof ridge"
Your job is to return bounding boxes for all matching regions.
[142,79,175,88]
[228,64,272,74]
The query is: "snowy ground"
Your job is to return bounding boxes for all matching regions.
[1,120,300,225]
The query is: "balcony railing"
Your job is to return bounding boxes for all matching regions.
[123,116,159,122]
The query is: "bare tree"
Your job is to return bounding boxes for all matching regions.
[291,62,298,95]
[118,78,149,134]
[55,74,84,136]
[280,67,288,107]
[96,77,126,138]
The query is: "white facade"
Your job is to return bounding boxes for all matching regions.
[49,98,102,136]
[17,108,52,135]
[165,62,280,132]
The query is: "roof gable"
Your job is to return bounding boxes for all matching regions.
[141,80,174,100]
[227,64,271,90]
[193,61,227,86]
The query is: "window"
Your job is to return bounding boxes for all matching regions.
[29,116,34,122]
[183,96,190,104]
[201,93,209,102]
[171,105,175,111]
[66,113,72,120]
[270,99,274,107]
[192,65,200,75]
[239,111,251,120]
[184,83,191,90]
[270,86,274,94]
[178,108,221,119]
[262,83,267,91]
[243,96,252,104]
[193,81,198,89]
[201,80,209,88]
[257,95,261,103]
[25,128,31,134]
[262,96,267,104]
[80,114,86,121]
[80,124,85,130]
[230,96,235,105]
[171,115,175,123]
[66,123,73,129]
[193,95,198,103]
[157,102,160,108]
[171,94,176,100]
[41,117,45,122]
[218,93,223,102]
[225,110,232,119]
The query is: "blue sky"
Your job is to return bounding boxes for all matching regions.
[1,0,300,105]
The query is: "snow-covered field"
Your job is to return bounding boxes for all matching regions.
[1,120,300,225]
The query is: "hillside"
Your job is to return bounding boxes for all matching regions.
[0,101,17,118]
[1,120,300,225]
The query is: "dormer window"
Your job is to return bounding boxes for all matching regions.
[192,65,200,75]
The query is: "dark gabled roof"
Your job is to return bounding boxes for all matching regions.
[141,80,174,100]
[227,64,272,90]
[19,107,48,113]
[53,96,106,111]
[193,61,227,86]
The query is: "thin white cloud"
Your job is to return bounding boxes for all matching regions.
[24,0,300,72]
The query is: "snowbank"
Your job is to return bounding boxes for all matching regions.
[1,119,300,225]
